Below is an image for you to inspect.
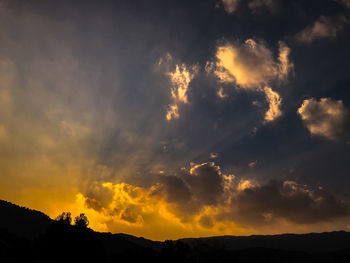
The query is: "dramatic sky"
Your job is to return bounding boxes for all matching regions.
[1,0,350,240]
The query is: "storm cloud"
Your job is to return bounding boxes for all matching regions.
[219,180,349,225]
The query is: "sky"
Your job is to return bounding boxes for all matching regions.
[0,0,350,240]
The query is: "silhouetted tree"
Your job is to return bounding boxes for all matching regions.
[55,212,72,226]
[74,213,89,229]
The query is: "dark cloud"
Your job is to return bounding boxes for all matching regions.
[159,175,192,203]
[155,163,224,217]
[184,162,224,205]
[154,163,350,227]
[84,182,114,210]
[199,215,214,228]
[120,205,143,224]
[218,180,349,225]
[85,197,104,212]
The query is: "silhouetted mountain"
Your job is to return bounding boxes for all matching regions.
[106,233,162,251]
[0,200,52,239]
[180,231,350,253]
[2,199,350,263]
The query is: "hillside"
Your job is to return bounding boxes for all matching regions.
[0,200,52,239]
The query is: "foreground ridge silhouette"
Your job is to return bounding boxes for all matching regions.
[1,199,350,263]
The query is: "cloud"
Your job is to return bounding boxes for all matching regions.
[83,181,115,212]
[277,41,294,81]
[198,214,214,228]
[83,182,150,226]
[220,0,280,14]
[82,163,221,221]
[165,60,199,120]
[220,180,349,225]
[212,39,292,90]
[237,179,257,191]
[220,0,241,14]
[295,15,348,44]
[168,64,197,104]
[210,152,219,159]
[80,162,224,226]
[158,175,192,203]
[216,87,228,98]
[297,97,350,140]
[248,160,258,168]
[76,179,247,240]
[264,86,283,122]
[155,162,225,218]
[166,104,180,121]
[209,39,291,122]
[186,162,224,205]
[77,162,349,239]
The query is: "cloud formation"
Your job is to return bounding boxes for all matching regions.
[297,97,350,140]
[213,39,292,89]
[208,39,292,122]
[77,162,349,239]
[164,58,199,120]
[220,0,240,14]
[264,86,282,122]
[186,162,224,205]
[277,42,293,81]
[296,15,348,44]
[220,180,349,225]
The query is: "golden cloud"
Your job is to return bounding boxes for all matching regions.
[220,0,241,14]
[76,180,250,240]
[74,162,349,240]
[264,86,283,122]
[208,39,291,122]
[277,41,294,81]
[166,104,180,121]
[166,62,199,120]
[213,39,292,89]
[216,87,228,99]
[297,97,350,140]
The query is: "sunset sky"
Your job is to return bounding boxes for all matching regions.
[1,0,350,240]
